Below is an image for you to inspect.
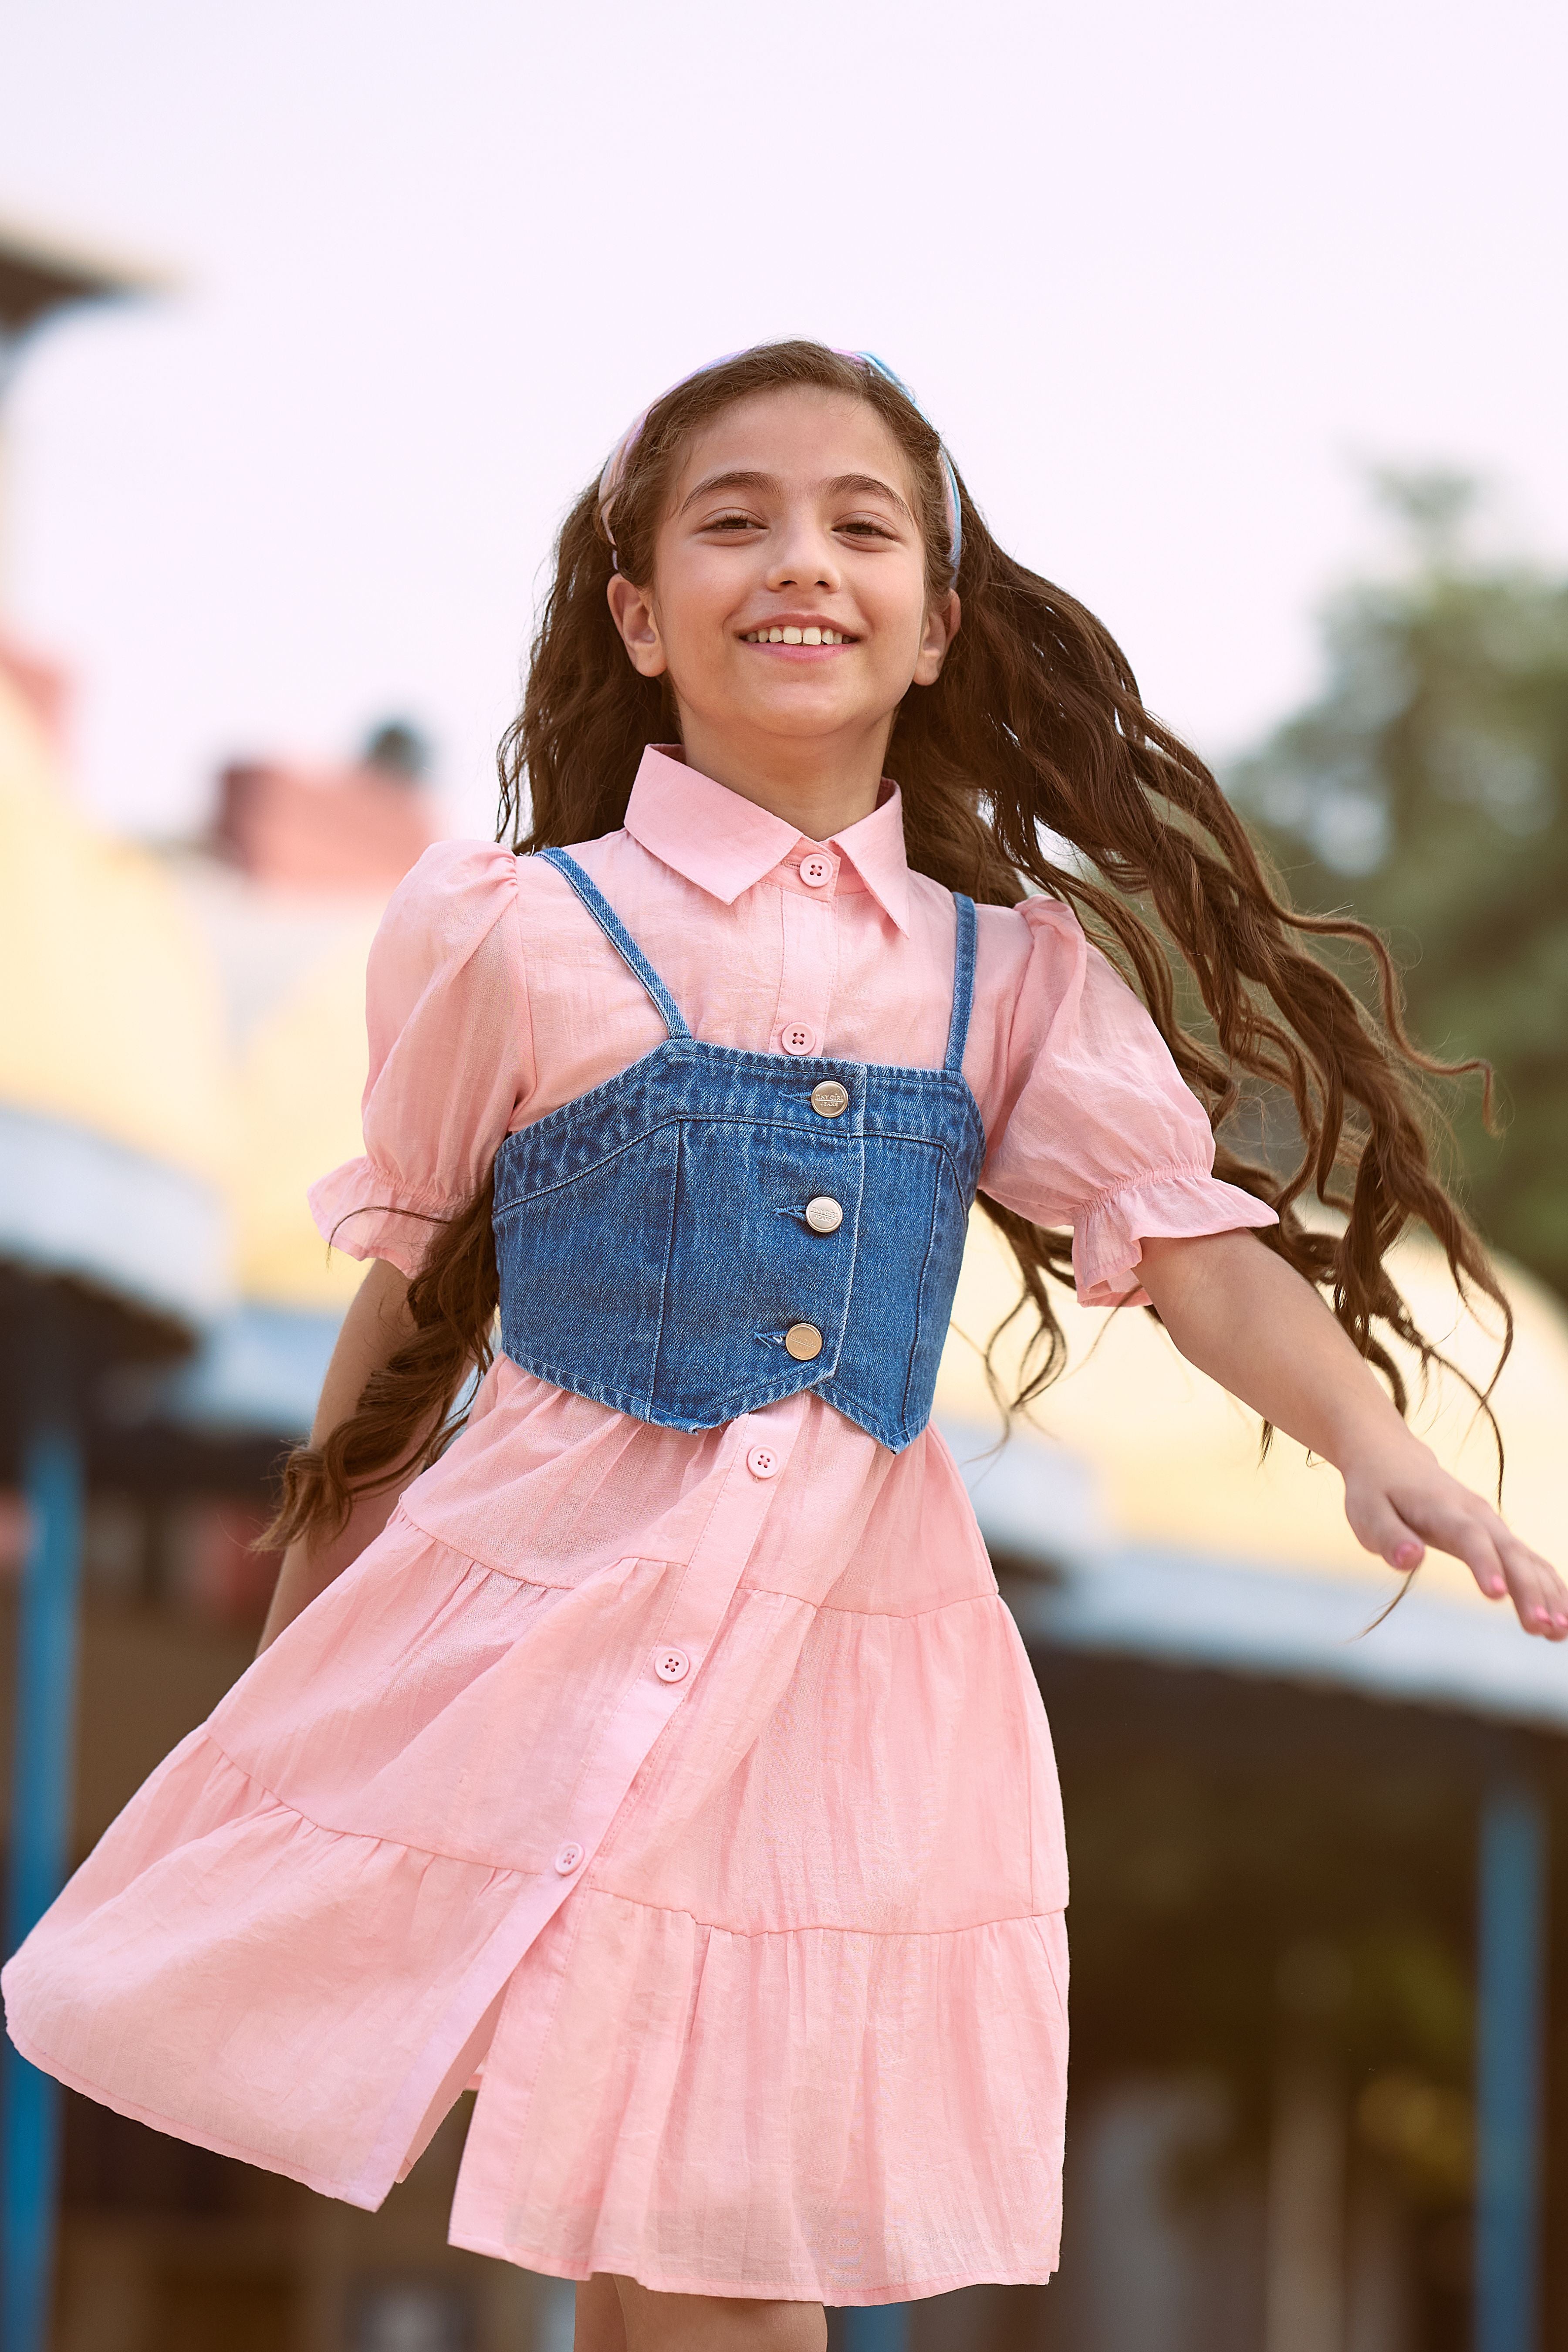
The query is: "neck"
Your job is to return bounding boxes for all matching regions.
[673,709,893,841]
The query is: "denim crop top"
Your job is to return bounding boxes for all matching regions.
[491,848,986,1452]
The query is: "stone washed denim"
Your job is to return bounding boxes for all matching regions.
[493,848,984,1452]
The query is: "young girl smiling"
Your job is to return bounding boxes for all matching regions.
[7,343,1564,2352]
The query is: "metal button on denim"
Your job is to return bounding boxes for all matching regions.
[746,1442,781,1479]
[784,1323,824,1362]
[554,1842,584,1874]
[805,1196,843,1234]
[798,853,834,888]
[653,1646,690,1683]
[781,1022,817,1056]
[809,1080,849,1117]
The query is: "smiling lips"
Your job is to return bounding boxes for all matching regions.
[743,625,852,646]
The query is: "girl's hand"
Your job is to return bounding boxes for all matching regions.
[1138,1232,1568,1644]
[1342,1431,1568,1640]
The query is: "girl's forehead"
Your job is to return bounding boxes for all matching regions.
[669,387,914,497]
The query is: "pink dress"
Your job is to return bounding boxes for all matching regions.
[3,750,1274,2304]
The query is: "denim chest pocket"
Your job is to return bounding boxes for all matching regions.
[494,1117,683,1422]
[824,1128,975,1436]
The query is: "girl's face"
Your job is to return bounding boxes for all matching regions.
[607,388,958,777]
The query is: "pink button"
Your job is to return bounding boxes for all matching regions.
[654,1645,690,1683]
[780,1022,817,1056]
[799,853,835,888]
[747,1442,781,1480]
[554,1842,584,1874]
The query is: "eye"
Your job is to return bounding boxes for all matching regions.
[838,517,899,542]
[701,510,763,535]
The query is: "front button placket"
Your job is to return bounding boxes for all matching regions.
[567,1403,804,1867]
[773,864,838,1065]
[353,1397,808,2204]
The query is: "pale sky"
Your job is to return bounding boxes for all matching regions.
[2,0,1565,840]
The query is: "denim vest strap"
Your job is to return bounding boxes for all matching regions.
[543,845,975,1069]
[945,895,977,1074]
[537,847,692,1040]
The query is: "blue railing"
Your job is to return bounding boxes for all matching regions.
[2,1410,84,2352]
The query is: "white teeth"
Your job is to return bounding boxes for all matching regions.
[745,626,846,644]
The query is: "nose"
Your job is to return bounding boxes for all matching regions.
[766,508,841,594]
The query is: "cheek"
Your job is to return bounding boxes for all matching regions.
[866,598,933,676]
[653,561,743,671]
[862,562,933,653]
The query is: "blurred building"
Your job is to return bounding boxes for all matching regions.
[0,656,520,2350]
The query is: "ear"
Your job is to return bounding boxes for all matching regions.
[912,591,961,687]
[607,573,669,678]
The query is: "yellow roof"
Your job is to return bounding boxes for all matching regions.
[233,917,381,1313]
[0,672,233,1188]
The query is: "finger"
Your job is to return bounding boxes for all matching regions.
[1452,1499,1568,1634]
[1416,1502,1560,1633]
[1389,1492,1507,1600]
[1495,1533,1568,1640]
[1384,1472,1567,1632]
[1345,1490,1427,1575]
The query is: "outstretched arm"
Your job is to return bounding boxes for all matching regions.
[1136,1229,1568,1641]
[257,1257,416,1653]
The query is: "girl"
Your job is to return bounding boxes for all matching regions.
[7,342,1564,2352]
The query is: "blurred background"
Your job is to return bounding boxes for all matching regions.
[1,2,1565,2348]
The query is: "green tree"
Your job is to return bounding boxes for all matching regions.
[1230,476,1568,1301]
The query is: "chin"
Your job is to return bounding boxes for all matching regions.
[746,684,864,726]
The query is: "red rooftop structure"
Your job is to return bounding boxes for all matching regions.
[212,721,440,894]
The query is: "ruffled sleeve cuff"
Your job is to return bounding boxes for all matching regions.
[308,1156,469,1281]
[1073,1167,1279,1309]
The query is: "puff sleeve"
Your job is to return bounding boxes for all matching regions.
[308,841,533,1277]
[981,896,1277,1308]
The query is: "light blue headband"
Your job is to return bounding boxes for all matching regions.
[597,348,962,585]
[853,352,962,585]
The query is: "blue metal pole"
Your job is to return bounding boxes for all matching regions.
[3,1410,84,2352]
[1473,1783,1547,2352]
[841,2308,910,2351]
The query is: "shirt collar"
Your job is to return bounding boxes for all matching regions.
[622,745,912,935]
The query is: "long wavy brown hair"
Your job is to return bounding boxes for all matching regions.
[266,339,1504,1552]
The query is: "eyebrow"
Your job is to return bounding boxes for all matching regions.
[678,468,916,525]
